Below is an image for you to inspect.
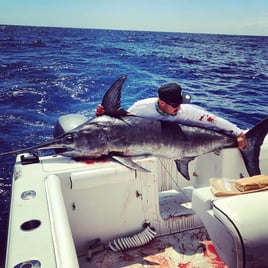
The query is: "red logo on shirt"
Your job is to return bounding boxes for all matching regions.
[199,115,215,122]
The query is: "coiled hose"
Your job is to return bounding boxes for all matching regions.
[108,224,157,252]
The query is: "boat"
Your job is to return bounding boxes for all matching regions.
[5,111,268,268]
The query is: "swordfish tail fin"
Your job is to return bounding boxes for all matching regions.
[241,117,268,176]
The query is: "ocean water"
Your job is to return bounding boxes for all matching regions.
[0,25,267,265]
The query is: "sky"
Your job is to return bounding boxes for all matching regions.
[1,0,268,36]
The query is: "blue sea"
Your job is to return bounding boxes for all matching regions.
[0,25,267,265]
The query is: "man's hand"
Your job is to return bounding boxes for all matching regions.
[237,132,248,150]
[96,104,105,116]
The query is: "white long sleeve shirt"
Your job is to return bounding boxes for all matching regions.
[128,97,242,136]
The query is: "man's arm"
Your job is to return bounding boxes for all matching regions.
[179,104,248,149]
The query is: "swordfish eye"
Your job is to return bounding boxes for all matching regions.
[64,134,74,144]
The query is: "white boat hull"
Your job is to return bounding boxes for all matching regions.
[5,135,268,268]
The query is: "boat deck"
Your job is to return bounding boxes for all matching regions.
[78,227,227,268]
[8,152,254,268]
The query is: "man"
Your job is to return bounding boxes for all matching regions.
[96,83,248,149]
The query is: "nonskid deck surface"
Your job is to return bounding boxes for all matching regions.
[79,227,227,268]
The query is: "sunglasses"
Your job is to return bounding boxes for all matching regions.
[166,102,181,108]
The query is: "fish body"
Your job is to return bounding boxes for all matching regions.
[48,111,268,179]
[60,114,236,160]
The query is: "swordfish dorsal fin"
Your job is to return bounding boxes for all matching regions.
[101,75,129,117]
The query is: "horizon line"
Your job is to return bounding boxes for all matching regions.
[1,23,267,37]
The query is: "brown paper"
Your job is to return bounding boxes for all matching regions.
[235,175,268,192]
[210,175,268,197]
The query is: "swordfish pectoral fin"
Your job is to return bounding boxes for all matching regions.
[174,157,195,181]
[111,155,151,173]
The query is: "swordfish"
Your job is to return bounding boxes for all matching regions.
[1,75,268,180]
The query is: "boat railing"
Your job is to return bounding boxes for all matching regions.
[45,174,79,268]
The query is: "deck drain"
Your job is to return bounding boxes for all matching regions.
[14,259,41,268]
[20,220,41,231]
[21,190,36,200]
